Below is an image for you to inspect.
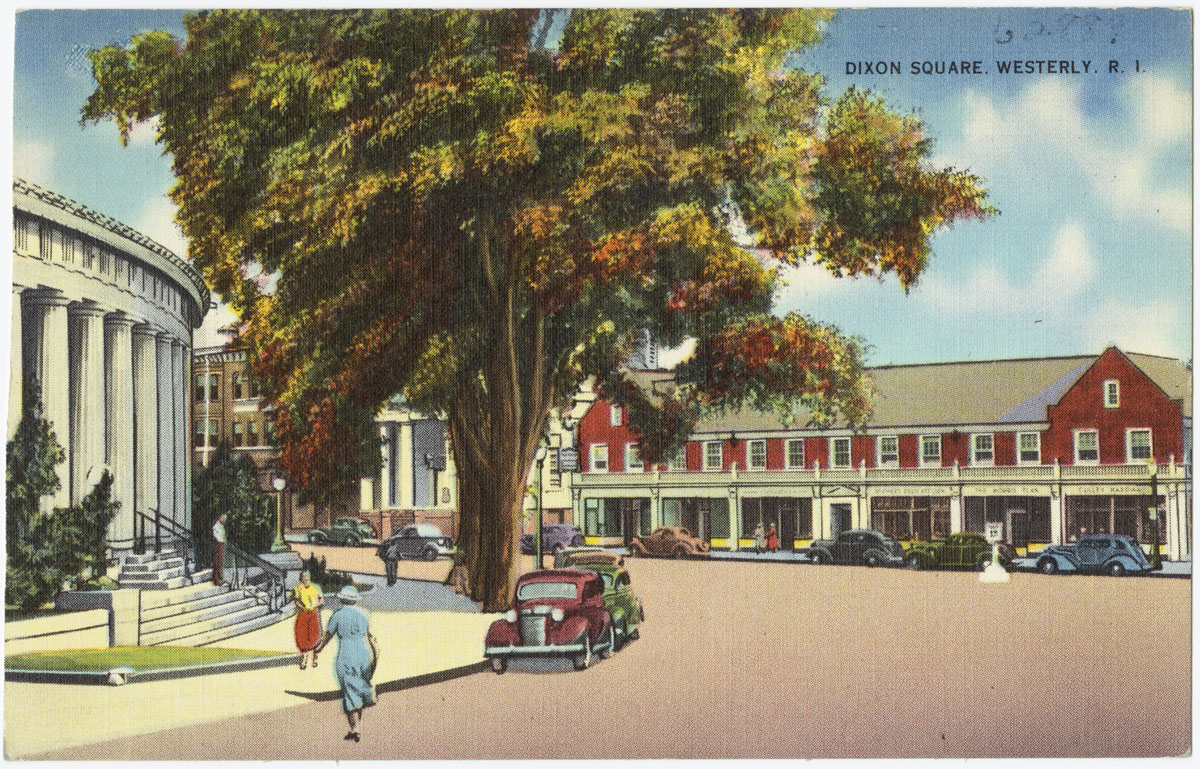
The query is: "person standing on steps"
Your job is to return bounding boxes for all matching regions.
[313,585,379,743]
[212,514,226,585]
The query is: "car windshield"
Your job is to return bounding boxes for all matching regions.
[415,524,442,538]
[516,581,578,601]
[600,573,614,590]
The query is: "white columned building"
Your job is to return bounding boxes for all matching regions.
[10,179,209,554]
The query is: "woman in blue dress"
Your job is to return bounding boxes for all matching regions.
[313,585,379,742]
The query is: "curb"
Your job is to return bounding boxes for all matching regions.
[706,552,1191,577]
[283,660,490,702]
[5,652,297,686]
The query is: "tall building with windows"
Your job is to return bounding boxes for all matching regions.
[572,347,1191,561]
[11,179,208,555]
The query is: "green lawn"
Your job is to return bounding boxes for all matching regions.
[5,646,287,672]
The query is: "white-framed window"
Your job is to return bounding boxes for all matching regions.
[1104,379,1120,408]
[1017,432,1041,464]
[232,422,243,447]
[1074,429,1099,464]
[831,437,851,468]
[589,444,609,472]
[610,404,622,427]
[785,439,805,469]
[666,450,684,471]
[747,440,767,470]
[625,443,642,471]
[920,435,941,467]
[971,433,994,466]
[877,436,899,467]
[703,441,723,471]
[1126,428,1152,463]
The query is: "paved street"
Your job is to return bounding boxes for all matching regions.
[28,556,1190,759]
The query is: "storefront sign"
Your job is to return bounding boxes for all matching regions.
[557,447,579,472]
[962,485,1051,497]
[869,486,954,497]
[1070,485,1146,495]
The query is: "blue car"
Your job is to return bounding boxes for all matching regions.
[1033,534,1156,576]
[519,524,585,556]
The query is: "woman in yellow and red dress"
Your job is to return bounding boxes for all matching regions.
[293,571,324,669]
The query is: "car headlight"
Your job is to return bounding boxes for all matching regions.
[504,610,517,623]
[550,608,564,623]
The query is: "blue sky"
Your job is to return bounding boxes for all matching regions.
[11,8,1194,364]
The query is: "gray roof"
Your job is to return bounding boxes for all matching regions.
[626,349,1191,433]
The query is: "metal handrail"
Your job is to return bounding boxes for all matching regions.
[223,541,287,613]
[132,509,195,578]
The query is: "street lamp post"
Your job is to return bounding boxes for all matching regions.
[271,474,287,553]
[1148,458,1162,570]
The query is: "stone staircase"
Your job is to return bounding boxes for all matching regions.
[119,548,293,646]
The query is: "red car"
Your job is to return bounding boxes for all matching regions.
[484,569,615,673]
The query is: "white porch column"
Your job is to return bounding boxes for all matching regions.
[172,339,188,528]
[950,495,963,533]
[379,424,393,509]
[104,313,137,548]
[132,324,159,519]
[1050,494,1063,545]
[9,285,24,438]
[69,303,107,504]
[399,421,414,508]
[156,332,176,524]
[728,488,740,551]
[25,290,72,509]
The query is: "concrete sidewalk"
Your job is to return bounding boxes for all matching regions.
[4,607,498,759]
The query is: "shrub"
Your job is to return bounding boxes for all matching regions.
[300,553,352,592]
[192,442,274,561]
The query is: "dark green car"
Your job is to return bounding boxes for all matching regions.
[904,531,1014,571]
[573,562,644,651]
[306,517,375,546]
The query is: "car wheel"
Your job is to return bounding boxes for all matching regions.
[1107,561,1126,577]
[864,552,881,568]
[422,546,438,561]
[612,618,626,652]
[307,532,324,544]
[345,535,360,548]
[976,553,993,571]
[490,656,507,674]
[905,554,923,570]
[811,552,828,565]
[1038,558,1058,575]
[599,622,615,659]
[672,547,688,560]
[629,626,640,642]
[572,633,592,671]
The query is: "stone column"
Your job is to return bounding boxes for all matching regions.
[949,495,963,533]
[69,302,108,504]
[156,332,176,524]
[728,489,740,551]
[25,290,72,509]
[172,339,189,529]
[379,424,393,509]
[104,313,137,549]
[131,324,159,520]
[398,421,414,509]
[1049,494,1063,545]
[9,285,24,439]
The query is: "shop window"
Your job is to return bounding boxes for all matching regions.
[1126,429,1152,463]
[741,497,812,541]
[877,436,899,467]
[703,441,723,471]
[1074,429,1099,464]
[1104,379,1119,408]
[786,439,805,469]
[871,496,950,541]
[831,437,851,468]
[589,444,609,472]
[972,434,994,466]
[920,435,941,467]
[747,440,766,470]
[1018,432,1041,464]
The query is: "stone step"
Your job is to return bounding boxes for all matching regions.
[140,588,252,623]
[139,582,229,609]
[142,603,271,646]
[141,595,260,635]
[120,575,190,590]
[119,564,186,583]
[124,549,186,565]
[121,557,185,574]
[188,610,290,648]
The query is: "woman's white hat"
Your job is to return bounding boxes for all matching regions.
[337,585,360,603]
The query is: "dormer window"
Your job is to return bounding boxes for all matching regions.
[610,404,623,426]
[1104,379,1120,408]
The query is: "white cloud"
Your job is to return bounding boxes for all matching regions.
[1129,74,1191,148]
[126,116,162,147]
[1034,221,1095,292]
[134,193,189,259]
[13,139,54,184]
[1080,297,1183,358]
[194,302,239,349]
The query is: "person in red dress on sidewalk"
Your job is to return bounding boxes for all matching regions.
[766,524,779,552]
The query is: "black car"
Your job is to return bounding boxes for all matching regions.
[519,524,585,555]
[377,523,456,584]
[804,529,906,567]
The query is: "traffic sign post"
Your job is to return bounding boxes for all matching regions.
[980,522,1010,584]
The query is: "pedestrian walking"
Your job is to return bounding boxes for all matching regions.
[753,521,766,554]
[293,570,323,669]
[377,537,400,586]
[211,514,226,585]
[313,585,379,743]
[766,523,778,552]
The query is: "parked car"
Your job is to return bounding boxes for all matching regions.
[905,532,1015,571]
[1032,534,1157,576]
[574,562,643,651]
[306,517,375,546]
[377,523,455,563]
[803,529,905,567]
[519,524,585,555]
[554,546,624,569]
[628,526,711,559]
[484,569,615,673]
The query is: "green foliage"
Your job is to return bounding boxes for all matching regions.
[5,396,118,610]
[192,442,274,560]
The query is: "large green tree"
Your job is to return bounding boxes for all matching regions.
[85,9,993,610]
